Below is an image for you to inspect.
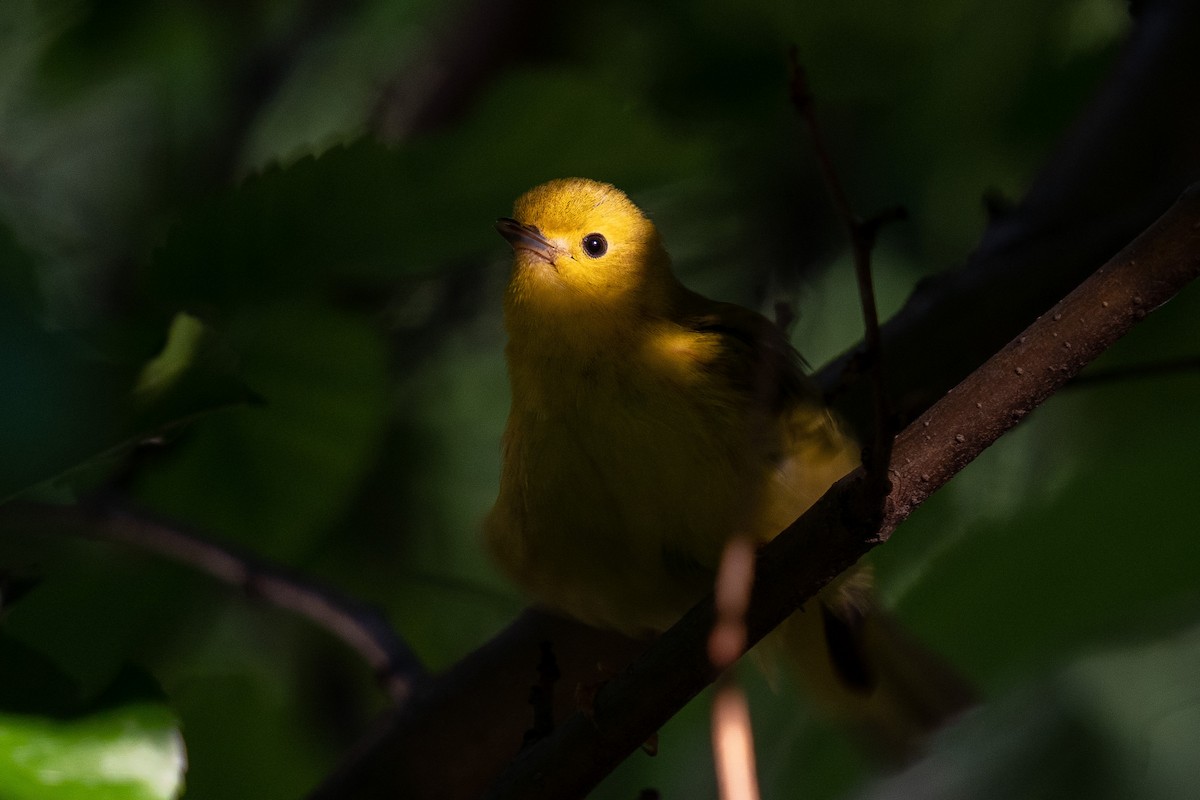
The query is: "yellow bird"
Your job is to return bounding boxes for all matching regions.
[486,178,970,755]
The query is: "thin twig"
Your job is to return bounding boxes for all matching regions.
[712,676,760,800]
[0,502,425,702]
[709,539,760,800]
[708,537,756,670]
[788,48,903,516]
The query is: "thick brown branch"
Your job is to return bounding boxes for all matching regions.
[308,609,647,800]
[480,186,1200,800]
[0,502,425,701]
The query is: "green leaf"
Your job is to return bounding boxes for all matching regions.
[133,313,208,400]
[143,140,424,311]
[0,701,185,800]
[133,297,390,558]
[1,306,254,503]
[143,67,716,315]
[129,311,260,435]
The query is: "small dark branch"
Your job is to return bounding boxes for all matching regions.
[818,0,1200,432]
[1069,354,1200,388]
[0,502,425,702]
[481,186,1200,800]
[789,48,899,513]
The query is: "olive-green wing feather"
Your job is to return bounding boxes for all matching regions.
[673,288,817,415]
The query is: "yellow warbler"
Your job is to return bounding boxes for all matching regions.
[486,178,970,753]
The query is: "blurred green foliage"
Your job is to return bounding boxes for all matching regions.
[0,650,184,800]
[0,700,184,800]
[4,0,1200,798]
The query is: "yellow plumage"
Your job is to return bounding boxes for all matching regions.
[486,178,969,754]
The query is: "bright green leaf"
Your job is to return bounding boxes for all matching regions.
[133,313,207,400]
[0,702,185,800]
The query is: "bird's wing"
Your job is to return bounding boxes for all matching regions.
[674,288,817,415]
[674,287,861,534]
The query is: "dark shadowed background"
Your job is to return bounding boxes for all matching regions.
[2,0,1199,798]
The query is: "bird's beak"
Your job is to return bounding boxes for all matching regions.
[495,217,557,264]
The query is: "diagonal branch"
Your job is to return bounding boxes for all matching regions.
[480,186,1200,800]
[0,501,426,702]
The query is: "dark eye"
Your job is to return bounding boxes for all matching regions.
[581,233,608,258]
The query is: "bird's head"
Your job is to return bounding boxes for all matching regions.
[496,179,674,323]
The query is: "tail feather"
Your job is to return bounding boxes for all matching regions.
[766,578,976,762]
